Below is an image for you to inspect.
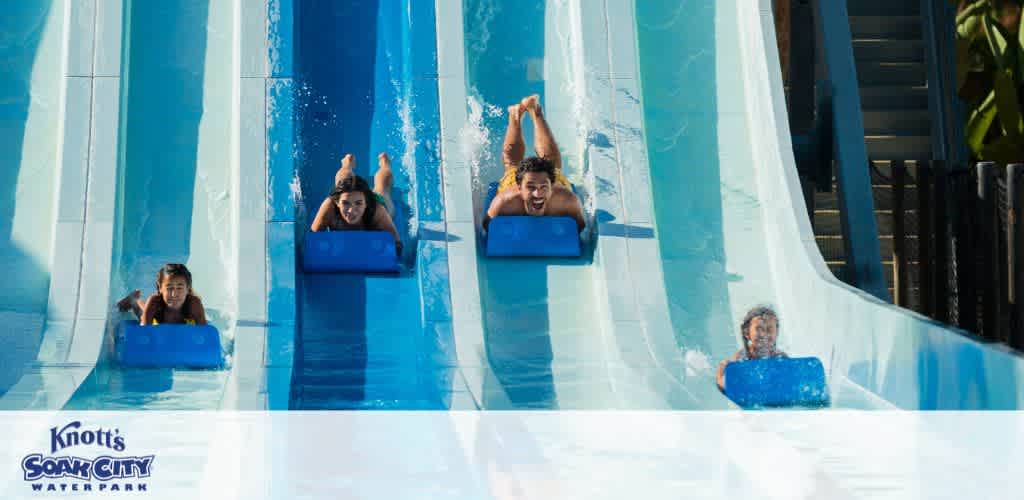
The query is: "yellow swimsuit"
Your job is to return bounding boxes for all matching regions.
[151,318,196,325]
[497,168,571,195]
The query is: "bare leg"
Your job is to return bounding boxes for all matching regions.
[334,153,355,187]
[521,94,562,170]
[117,289,144,319]
[502,103,526,172]
[373,152,395,215]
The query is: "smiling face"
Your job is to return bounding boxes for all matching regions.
[336,191,367,225]
[518,172,553,216]
[159,275,190,311]
[744,316,779,358]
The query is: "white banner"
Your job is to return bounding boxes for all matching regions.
[1,411,1021,499]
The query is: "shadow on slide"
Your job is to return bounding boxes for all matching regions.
[0,1,57,397]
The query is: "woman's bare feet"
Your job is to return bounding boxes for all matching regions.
[117,290,141,312]
[507,103,525,124]
[335,153,356,186]
[520,94,541,116]
[376,153,393,190]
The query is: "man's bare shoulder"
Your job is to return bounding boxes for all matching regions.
[546,187,580,216]
[492,191,526,216]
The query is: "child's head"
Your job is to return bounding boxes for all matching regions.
[740,305,779,358]
[155,263,193,311]
[330,175,376,225]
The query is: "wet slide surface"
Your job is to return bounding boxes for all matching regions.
[288,0,453,410]
[458,0,627,409]
[0,1,64,397]
[65,0,236,409]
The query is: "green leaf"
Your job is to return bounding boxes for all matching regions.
[979,134,1024,163]
[957,38,973,92]
[957,1,989,39]
[967,90,999,154]
[993,69,1023,137]
[983,15,1010,67]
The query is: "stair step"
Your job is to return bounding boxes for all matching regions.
[849,16,923,39]
[863,109,931,135]
[814,185,920,210]
[853,39,924,63]
[860,85,929,110]
[813,209,920,236]
[865,135,933,161]
[824,258,922,291]
[847,0,919,17]
[856,61,927,86]
[816,234,920,261]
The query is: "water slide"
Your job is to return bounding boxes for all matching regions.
[286,0,458,410]
[435,0,1024,411]
[0,0,281,411]
[2,0,1023,416]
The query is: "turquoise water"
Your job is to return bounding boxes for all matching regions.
[65,0,236,410]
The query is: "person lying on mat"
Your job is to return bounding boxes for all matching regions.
[484,94,585,231]
[716,305,788,391]
[116,263,208,326]
[310,152,403,255]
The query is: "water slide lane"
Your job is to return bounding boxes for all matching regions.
[63,0,238,410]
[634,0,1024,410]
[435,0,692,410]
[288,0,458,410]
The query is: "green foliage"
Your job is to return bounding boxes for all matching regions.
[953,0,1024,164]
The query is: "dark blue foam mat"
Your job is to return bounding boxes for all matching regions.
[483,182,581,257]
[116,320,223,368]
[304,230,399,273]
[723,357,829,408]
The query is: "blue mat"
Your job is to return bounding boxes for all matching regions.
[723,357,829,408]
[304,230,399,273]
[116,320,223,368]
[483,182,581,257]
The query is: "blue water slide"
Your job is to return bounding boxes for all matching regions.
[287,0,458,410]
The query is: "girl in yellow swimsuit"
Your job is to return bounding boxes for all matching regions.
[116,263,208,326]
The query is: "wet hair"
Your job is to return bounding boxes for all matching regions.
[515,156,557,185]
[740,305,779,352]
[155,263,194,294]
[329,175,377,225]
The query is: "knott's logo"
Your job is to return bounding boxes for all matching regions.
[20,421,154,494]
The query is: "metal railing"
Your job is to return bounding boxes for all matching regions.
[887,160,1024,349]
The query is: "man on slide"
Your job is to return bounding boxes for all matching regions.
[484,94,585,232]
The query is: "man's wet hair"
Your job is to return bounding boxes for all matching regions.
[516,156,556,185]
[740,305,779,351]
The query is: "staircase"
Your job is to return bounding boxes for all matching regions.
[813,0,933,309]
